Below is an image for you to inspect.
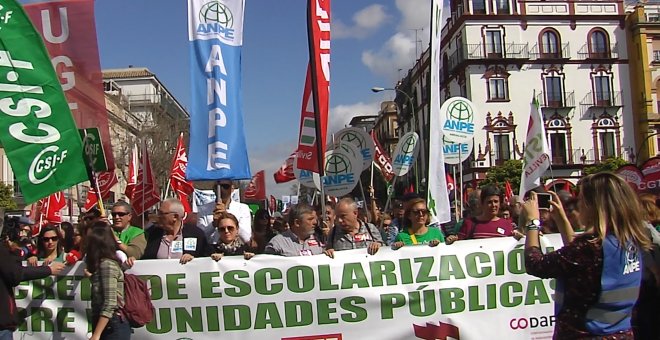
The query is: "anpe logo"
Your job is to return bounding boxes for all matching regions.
[199,1,233,27]
[339,131,365,149]
[446,99,474,124]
[394,134,417,165]
[325,153,351,175]
[196,1,235,39]
[509,315,555,330]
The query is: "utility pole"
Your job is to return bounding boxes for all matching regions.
[409,28,424,59]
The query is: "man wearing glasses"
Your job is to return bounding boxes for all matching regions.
[143,198,209,264]
[205,180,252,245]
[110,201,146,260]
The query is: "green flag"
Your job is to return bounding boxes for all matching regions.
[0,0,88,203]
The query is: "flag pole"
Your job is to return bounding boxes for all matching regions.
[453,165,459,221]
[82,129,105,216]
[141,140,146,228]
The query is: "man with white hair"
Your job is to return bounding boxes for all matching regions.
[143,198,209,264]
[325,197,383,258]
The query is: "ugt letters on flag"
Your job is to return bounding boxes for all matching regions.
[187,0,251,180]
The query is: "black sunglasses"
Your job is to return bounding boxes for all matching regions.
[111,212,130,217]
[42,236,58,242]
[411,209,429,215]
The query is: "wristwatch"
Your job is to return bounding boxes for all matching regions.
[526,219,541,231]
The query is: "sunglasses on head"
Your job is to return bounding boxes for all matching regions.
[111,212,130,217]
[42,236,58,242]
[218,226,236,233]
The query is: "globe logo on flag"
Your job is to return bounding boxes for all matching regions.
[340,131,365,149]
[402,134,418,155]
[199,1,233,28]
[447,99,473,123]
[325,153,351,175]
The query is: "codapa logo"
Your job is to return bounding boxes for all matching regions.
[323,153,354,186]
[509,315,555,330]
[196,1,235,40]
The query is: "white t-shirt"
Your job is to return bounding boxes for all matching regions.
[195,197,252,244]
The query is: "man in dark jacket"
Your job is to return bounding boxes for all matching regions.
[142,198,209,263]
[1,215,64,339]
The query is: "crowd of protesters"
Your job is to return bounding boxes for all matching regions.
[1,173,660,339]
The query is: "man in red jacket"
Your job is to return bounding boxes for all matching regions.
[1,214,64,339]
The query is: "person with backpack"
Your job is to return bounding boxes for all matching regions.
[85,224,130,340]
[324,197,383,258]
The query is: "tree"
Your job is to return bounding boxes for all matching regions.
[0,182,18,210]
[480,159,523,193]
[583,157,628,175]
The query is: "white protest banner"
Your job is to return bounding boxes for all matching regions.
[16,235,563,339]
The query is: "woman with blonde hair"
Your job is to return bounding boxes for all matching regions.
[523,172,651,339]
[391,198,446,249]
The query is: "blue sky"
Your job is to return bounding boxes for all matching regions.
[30,0,434,198]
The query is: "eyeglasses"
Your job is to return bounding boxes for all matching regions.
[411,209,429,216]
[42,236,58,242]
[220,183,232,189]
[218,226,236,233]
[111,212,130,217]
[382,224,391,228]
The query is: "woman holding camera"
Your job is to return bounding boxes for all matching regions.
[523,172,651,339]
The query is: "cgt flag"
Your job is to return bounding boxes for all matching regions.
[25,0,115,171]
[370,130,395,182]
[187,0,251,181]
[244,170,266,201]
[519,96,550,200]
[170,133,194,212]
[296,0,330,174]
[0,0,88,203]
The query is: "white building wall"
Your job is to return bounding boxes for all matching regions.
[440,13,632,170]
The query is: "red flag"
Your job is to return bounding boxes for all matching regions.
[169,133,194,212]
[562,180,573,197]
[296,0,330,173]
[446,174,455,192]
[413,322,460,340]
[84,171,118,211]
[25,0,115,170]
[274,152,296,184]
[42,192,67,223]
[125,144,138,198]
[405,183,415,194]
[130,144,160,216]
[244,170,266,201]
[504,181,514,205]
[371,130,395,182]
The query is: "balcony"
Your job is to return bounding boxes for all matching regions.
[577,44,619,60]
[537,91,575,110]
[579,91,623,119]
[448,43,529,74]
[530,43,570,60]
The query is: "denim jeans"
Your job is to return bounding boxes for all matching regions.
[97,315,131,340]
[0,329,13,340]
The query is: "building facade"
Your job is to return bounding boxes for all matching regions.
[626,3,660,164]
[394,0,634,193]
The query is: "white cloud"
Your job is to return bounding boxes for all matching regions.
[333,4,390,39]
[362,32,418,81]
[361,0,435,81]
[328,101,381,136]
